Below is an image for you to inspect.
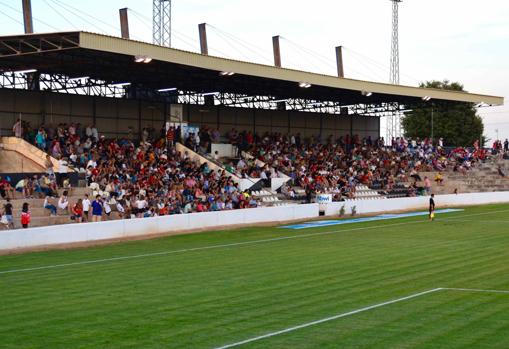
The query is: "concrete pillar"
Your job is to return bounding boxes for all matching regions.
[198,23,208,55]
[272,35,282,67]
[22,0,34,34]
[119,8,130,39]
[335,46,344,78]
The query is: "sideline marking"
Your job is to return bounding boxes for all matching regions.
[282,209,463,229]
[1,208,508,275]
[214,287,509,349]
[214,288,444,349]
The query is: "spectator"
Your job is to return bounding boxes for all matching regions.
[20,202,30,229]
[424,176,432,194]
[43,196,57,216]
[72,199,83,223]
[13,119,23,138]
[58,190,69,212]
[91,195,103,222]
[82,194,91,222]
[2,198,14,229]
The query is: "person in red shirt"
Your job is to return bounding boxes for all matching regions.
[72,199,84,223]
[20,202,30,229]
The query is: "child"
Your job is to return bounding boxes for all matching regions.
[21,202,30,229]
[82,194,91,222]
[91,195,103,222]
[72,199,83,223]
[103,200,112,220]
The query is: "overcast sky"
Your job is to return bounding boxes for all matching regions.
[1,0,508,141]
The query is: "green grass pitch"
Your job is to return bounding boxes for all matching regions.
[1,204,509,348]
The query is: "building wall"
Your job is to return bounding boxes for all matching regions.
[186,104,380,140]
[0,89,380,140]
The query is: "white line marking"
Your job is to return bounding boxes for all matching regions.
[0,220,424,275]
[213,288,444,349]
[443,287,509,294]
[1,208,508,275]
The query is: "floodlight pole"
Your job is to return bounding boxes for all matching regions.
[387,0,402,143]
[153,0,172,47]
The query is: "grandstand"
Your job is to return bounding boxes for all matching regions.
[0,30,506,229]
[1,4,509,348]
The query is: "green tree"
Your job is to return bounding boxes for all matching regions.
[401,80,484,147]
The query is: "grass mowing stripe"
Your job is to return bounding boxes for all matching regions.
[3,207,508,276]
[2,204,509,348]
[214,288,444,349]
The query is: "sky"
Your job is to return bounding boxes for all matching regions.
[0,0,508,141]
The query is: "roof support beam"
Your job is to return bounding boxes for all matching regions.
[335,46,345,78]
[119,8,130,39]
[22,0,34,34]
[198,23,208,55]
[272,35,281,68]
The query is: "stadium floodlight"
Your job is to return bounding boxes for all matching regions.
[134,55,153,63]
[219,71,235,76]
[202,91,219,96]
[271,99,288,103]
[157,87,177,92]
[299,82,312,88]
[362,91,373,97]
[422,96,431,101]
[14,69,37,74]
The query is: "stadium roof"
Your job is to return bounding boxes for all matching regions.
[0,31,504,106]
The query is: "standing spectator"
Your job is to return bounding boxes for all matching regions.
[72,199,83,223]
[504,139,509,152]
[82,193,91,222]
[424,176,432,194]
[45,154,54,177]
[43,196,57,216]
[20,203,30,229]
[57,156,69,188]
[35,128,47,150]
[13,118,23,138]
[91,195,103,222]
[58,190,69,212]
[2,198,14,229]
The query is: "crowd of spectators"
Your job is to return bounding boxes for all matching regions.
[2,120,259,228]
[207,131,492,200]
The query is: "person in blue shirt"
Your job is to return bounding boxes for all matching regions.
[91,195,103,222]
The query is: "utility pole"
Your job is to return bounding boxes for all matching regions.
[387,0,402,144]
[153,0,172,47]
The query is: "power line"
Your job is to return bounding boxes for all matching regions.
[43,0,78,30]
[0,0,60,31]
[0,8,23,26]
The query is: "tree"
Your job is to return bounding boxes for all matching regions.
[401,80,484,147]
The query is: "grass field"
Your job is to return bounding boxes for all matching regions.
[1,204,509,348]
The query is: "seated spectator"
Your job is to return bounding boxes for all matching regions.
[58,191,69,212]
[43,196,57,216]
[434,172,444,186]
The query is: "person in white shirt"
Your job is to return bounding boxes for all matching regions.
[135,196,148,218]
[58,191,69,212]
[103,201,112,219]
[57,157,68,188]
[82,194,91,222]
[91,125,99,141]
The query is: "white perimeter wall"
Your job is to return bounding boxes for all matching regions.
[2,191,509,252]
[322,191,509,216]
[0,204,319,251]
